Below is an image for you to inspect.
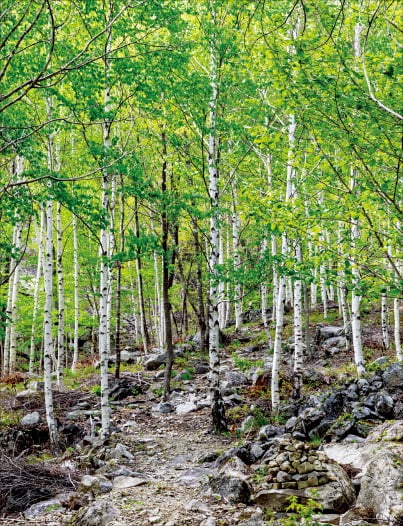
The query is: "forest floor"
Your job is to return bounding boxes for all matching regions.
[0,306,399,525]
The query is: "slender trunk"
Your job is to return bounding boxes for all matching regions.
[71,213,79,371]
[232,181,243,331]
[304,283,310,355]
[99,22,113,439]
[350,173,365,376]
[135,202,150,353]
[208,27,227,432]
[292,242,303,399]
[29,211,44,373]
[261,238,272,347]
[43,198,59,448]
[218,229,226,329]
[381,292,390,351]
[8,221,23,374]
[115,176,125,379]
[271,107,296,414]
[271,235,278,322]
[161,132,174,401]
[394,298,401,361]
[56,201,65,388]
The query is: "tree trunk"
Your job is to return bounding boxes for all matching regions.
[135,201,151,353]
[29,210,44,373]
[350,173,365,376]
[208,26,227,432]
[71,213,80,371]
[292,242,303,400]
[56,200,65,388]
[161,131,174,401]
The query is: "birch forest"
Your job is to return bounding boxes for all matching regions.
[0,1,402,525]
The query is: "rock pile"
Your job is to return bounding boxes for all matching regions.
[260,435,330,490]
[253,435,355,514]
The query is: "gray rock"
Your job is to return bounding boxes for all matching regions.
[69,500,118,526]
[374,392,394,417]
[20,411,41,426]
[322,336,346,350]
[176,401,197,415]
[225,371,249,387]
[352,405,372,420]
[255,462,354,513]
[158,402,174,413]
[112,476,147,490]
[185,498,211,513]
[24,498,64,519]
[108,442,134,461]
[79,475,112,495]
[315,326,344,343]
[144,353,166,370]
[258,425,283,440]
[326,421,403,526]
[208,475,251,504]
[382,363,403,389]
[195,364,209,374]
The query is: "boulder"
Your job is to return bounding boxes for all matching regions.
[144,349,184,370]
[112,476,147,490]
[78,475,112,495]
[382,363,403,389]
[326,421,403,526]
[69,500,118,526]
[24,497,64,519]
[208,475,251,504]
[315,326,344,344]
[225,371,249,387]
[176,401,197,415]
[255,464,355,514]
[20,411,41,426]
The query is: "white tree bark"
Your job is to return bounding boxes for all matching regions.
[3,156,24,374]
[56,200,65,388]
[43,197,59,448]
[271,110,296,413]
[218,229,226,329]
[350,174,366,376]
[232,181,242,331]
[293,241,304,399]
[381,292,390,350]
[394,297,401,361]
[98,23,112,439]
[207,22,227,432]
[271,235,278,322]
[70,213,80,371]
[29,209,44,373]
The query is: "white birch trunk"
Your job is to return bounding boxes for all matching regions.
[350,173,365,376]
[98,24,112,439]
[43,197,59,447]
[29,210,44,373]
[8,221,23,373]
[208,25,227,432]
[153,251,164,348]
[381,293,390,350]
[293,241,304,399]
[271,244,286,413]
[271,110,296,413]
[56,200,65,388]
[394,297,401,361]
[271,235,278,322]
[232,182,242,331]
[218,229,226,329]
[71,213,80,371]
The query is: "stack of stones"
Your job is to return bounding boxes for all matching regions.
[259,435,330,491]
